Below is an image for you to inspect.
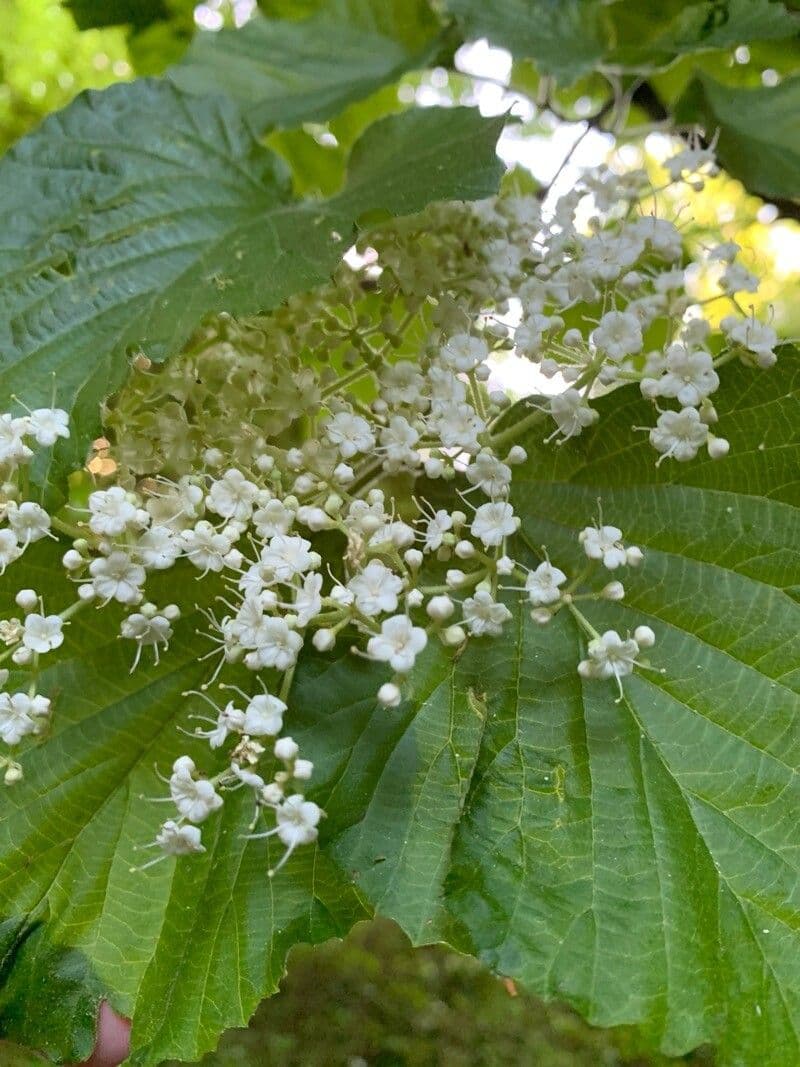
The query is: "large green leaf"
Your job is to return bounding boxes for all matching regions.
[2,356,799,1064]
[171,0,446,132]
[677,72,800,202]
[445,0,799,83]
[0,80,502,492]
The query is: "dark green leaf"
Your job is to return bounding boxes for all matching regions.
[3,357,799,1064]
[0,80,502,493]
[676,72,800,201]
[446,0,799,84]
[171,0,446,132]
[446,0,606,84]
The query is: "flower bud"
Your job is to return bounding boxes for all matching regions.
[404,549,423,570]
[601,580,625,601]
[77,584,96,602]
[297,506,335,531]
[11,646,32,666]
[406,589,424,608]
[427,595,455,622]
[634,625,656,648]
[293,759,314,780]
[62,549,84,571]
[15,589,38,613]
[203,447,224,467]
[530,608,552,625]
[274,737,299,761]
[707,436,730,460]
[454,539,475,560]
[496,555,515,576]
[506,445,527,465]
[333,463,355,484]
[626,546,644,567]
[378,682,402,708]
[446,569,466,588]
[442,624,467,647]
[4,765,23,785]
[312,628,336,652]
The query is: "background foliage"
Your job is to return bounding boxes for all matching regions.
[0,2,799,1065]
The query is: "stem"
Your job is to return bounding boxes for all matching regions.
[489,405,544,450]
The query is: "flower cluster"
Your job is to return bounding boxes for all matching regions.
[0,140,780,874]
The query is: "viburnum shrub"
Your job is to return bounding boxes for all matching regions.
[1,2,799,1065]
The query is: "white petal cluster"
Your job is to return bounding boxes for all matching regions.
[0,134,777,879]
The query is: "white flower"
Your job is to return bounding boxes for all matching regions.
[649,407,708,462]
[245,617,303,671]
[293,573,323,627]
[253,498,295,539]
[348,560,403,616]
[525,562,567,605]
[439,333,489,372]
[367,615,427,673]
[180,521,234,573]
[228,760,264,790]
[243,693,286,736]
[6,501,51,546]
[707,241,739,264]
[169,756,223,823]
[720,263,758,295]
[663,146,717,181]
[578,630,640,682]
[276,794,321,848]
[22,613,64,654]
[429,402,485,452]
[89,551,146,604]
[655,344,719,407]
[27,408,69,446]
[592,311,642,361]
[632,217,682,260]
[380,361,426,407]
[195,701,245,748]
[579,525,628,570]
[206,468,259,522]
[722,316,778,366]
[120,611,174,668]
[462,589,512,636]
[88,487,142,537]
[145,477,204,531]
[549,390,599,439]
[260,535,319,581]
[422,509,453,552]
[369,521,416,550]
[471,501,518,548]
[380,416,420,471]
[0,414,33,466]
[136,525,180,569]
[156,820,205,856]
[325,412,376,459]
[0,529,21,573]
[0,692,50,745]
[465,451,511,496]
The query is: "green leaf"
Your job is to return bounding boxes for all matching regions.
[3,356,799,1064]
[676,72,800,202]
[605,0,800,71]
[445,0,607,84]
[0,80,502,493]
[0,559,371,1064]
[171,0,446,132]
[445,0,799,84]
